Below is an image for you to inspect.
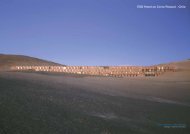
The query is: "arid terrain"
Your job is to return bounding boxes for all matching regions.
[0,55,190,134]
[0,54,62,71]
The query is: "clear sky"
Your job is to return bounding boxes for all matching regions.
[0,0,189,66]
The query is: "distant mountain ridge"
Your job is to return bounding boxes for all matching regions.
[0,54,64,71]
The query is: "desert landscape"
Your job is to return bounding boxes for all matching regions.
[0,54,190,134]
[1,0,189,133]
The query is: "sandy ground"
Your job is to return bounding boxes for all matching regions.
[0,66,190,133]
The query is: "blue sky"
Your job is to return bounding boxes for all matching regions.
[0,0,189,66]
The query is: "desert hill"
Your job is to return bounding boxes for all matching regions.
[0,54,189,73]
[158,59,190,71]
[155,60,190,81]
[0,54,64,71]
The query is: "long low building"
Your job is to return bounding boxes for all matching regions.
[10,65,175,77]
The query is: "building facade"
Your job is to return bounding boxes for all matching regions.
[10,65,175,77]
